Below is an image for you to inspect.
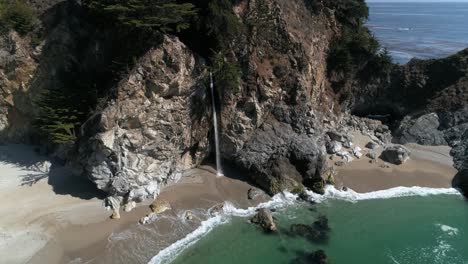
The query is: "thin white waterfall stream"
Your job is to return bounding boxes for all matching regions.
[210,72,223,176]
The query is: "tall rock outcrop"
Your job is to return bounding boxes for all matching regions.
[77,36,210,203]
[218,0,336,194]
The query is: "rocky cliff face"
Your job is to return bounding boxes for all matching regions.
[77,36,210,204]
[217,0,339,194]
[352,49,468,195]
[1,0,467,203]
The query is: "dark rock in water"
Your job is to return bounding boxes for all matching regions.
[342,186,348,191]
[291,249,329,264]
[251,208,277,232]
[395,113,447,145]
[209,203,225,216]
[453,169,468,198]
[306,178,326,195]
[380,145,411,165]
[290,215,330,243]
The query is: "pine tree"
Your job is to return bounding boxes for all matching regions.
[82,0,198,33]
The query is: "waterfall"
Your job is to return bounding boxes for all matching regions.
[210,72,224,177]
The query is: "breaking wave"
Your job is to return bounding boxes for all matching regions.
[149,186,460,264]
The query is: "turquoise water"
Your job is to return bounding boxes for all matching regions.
[367,2,468,64]
[170,195,468,264]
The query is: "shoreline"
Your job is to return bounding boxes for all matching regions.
[0,143,461,264]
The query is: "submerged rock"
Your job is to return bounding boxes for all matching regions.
[251,208,277,232]
[381,145,411,165]
[290,215,330,243]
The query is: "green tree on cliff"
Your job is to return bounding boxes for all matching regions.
[82,0,198,32]
[0,0,37,35]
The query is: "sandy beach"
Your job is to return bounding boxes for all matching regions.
[0,139,459,263]
[334,135,457,193]
[0,144,262,264]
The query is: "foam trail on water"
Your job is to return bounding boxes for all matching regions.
[149,215,226,264]
[148,192,297,264]
[307,186,461,203]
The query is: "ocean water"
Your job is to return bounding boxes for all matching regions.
[367,2,468,64]
[156,188,468,264]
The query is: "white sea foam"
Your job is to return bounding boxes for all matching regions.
[148,215,226,264]
[306,185,461,203]
[149,186,460,263]
[148,192,297,264]
[437,224,459,236]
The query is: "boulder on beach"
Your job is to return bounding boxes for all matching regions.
[247,187,265,200]
[150,199,172,214]
[326,141,342,154]
[365,141,379,150]
[251,208,277,232]
[110,210,120,220]
[381,145,411,165]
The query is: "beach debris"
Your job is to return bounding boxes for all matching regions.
[326,141,342,154]
[365,141,379,150]
[140,212,157,224]
[247,187,264,200]
[251,208,277,232]
[290,215,330,243]
[381,145,411,165]
[209,203,225,216]
[341,186,348,191]
[353,147,363,158]
[150,199,172,214]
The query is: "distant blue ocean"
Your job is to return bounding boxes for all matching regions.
[367,2,468,64]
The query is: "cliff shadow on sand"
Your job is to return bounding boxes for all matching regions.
[0,143,106,200]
